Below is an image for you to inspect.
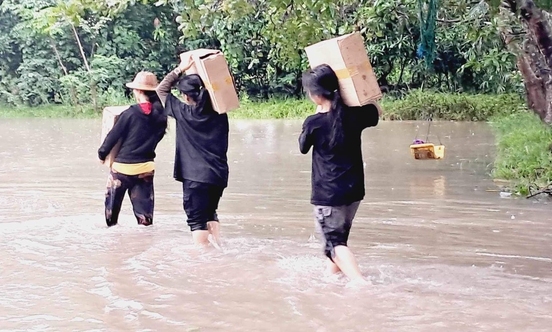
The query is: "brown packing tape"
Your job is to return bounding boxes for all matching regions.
[204,76,234,92]
[334,62,373,80]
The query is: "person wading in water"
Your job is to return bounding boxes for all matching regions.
[98,71,168,227]
[299,64,381,285]
[156,57,229,248]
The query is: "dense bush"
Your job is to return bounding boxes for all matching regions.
[0,0,522,110]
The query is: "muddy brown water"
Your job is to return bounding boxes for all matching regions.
[0,119,551,331]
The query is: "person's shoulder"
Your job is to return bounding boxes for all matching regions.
[343,104,377,119]
[166,93,186,108]
[344,103,378,113]
[303,113,324,126]
[119,105,140,118]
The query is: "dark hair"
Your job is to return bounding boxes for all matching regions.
[302,64,345,148]
[144,90,168,134]
[176,74,214,114]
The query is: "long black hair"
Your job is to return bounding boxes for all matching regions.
[302,64,345,148]
[144,90,168,134]
[176,74,214,114]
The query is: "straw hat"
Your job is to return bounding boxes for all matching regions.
[125,71,159,91]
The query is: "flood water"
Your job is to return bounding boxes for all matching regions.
[1,118,551,331]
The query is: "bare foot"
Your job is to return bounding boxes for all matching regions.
[208,234,222,250]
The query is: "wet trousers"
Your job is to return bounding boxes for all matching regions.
[104,170,155,227]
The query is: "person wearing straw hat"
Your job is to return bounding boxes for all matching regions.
[98,71,168,227]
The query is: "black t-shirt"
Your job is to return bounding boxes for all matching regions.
[98,105,166,164]
[299,104,379,206]
[165,94,229,187]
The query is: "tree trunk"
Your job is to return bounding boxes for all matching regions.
[49,37,78,106]
[71,23,98,111]
[508,0,552,123]
[518,36,551,121]
[71,24,91,72]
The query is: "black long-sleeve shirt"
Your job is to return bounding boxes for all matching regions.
[299,104,379,206]
[98,104,165,164]
[156,71,229,187]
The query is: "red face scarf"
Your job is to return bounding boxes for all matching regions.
[139,102,152,115]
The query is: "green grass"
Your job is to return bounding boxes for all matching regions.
[380,90,526,121]
[0,90,527,121]
[0,104,99,118]
[229,98,312,119]
[490,112,552,195]
[231,90,527,121]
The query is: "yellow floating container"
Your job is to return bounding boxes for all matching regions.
[410,143,445,160]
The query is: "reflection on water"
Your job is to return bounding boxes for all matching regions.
[0,119,551,331]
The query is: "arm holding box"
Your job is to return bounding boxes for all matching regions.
[156,56,194,115]
[156,70,181,107]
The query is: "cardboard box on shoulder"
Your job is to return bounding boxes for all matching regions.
[305,32,382,107]
[100,105,130,167]
[180,49,240,114]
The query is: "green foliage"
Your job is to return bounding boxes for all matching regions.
[491,112,552,195]
[0,0,184,108]
[0,0,528,109]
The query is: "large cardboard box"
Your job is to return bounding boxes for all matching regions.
[305,32,382,106]
[180,49,239,114]
[100,105,129,167]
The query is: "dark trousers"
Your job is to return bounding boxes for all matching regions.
[105,170,155,227]
[182,179,224,231]
[313,201,361,260]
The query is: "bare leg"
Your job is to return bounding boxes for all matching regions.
[191,222,221,249]
[192,230,210,247]
[326,258,341,275]
[207,221,222,249]
[332,245,366,282]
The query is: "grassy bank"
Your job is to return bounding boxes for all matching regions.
[0,90,526,121]
[490,112,552,195]
[0,104,99,118]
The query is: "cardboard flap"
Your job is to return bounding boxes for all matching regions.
[181,49,221,62]
[195,49,221,60]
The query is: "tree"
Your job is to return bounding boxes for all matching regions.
[0,0,183,108]
[0,0,530,106]
[494,0,552,123]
